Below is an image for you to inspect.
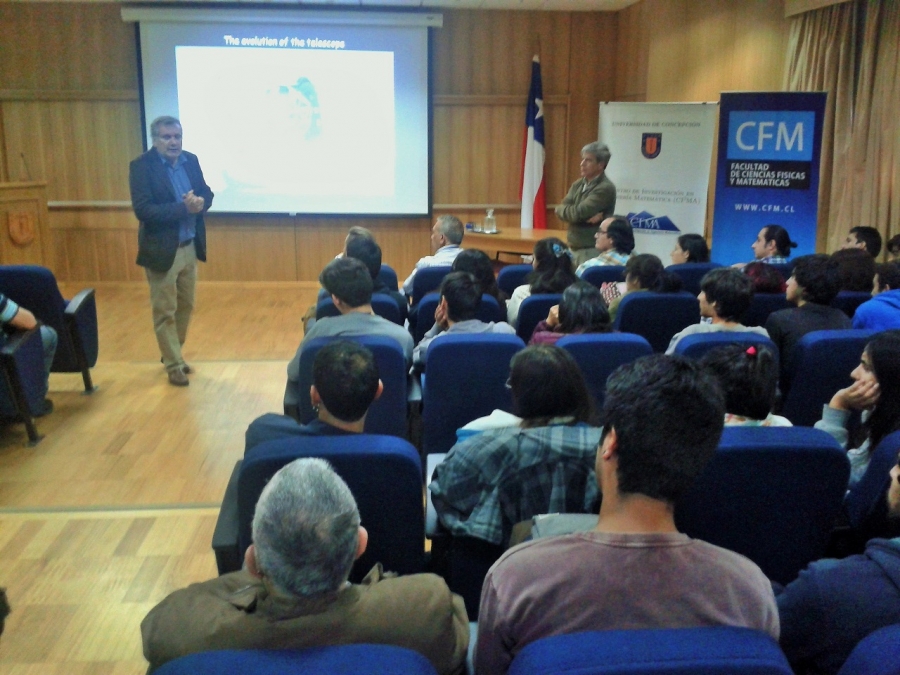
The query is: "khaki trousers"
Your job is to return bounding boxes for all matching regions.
[145,242,197,371]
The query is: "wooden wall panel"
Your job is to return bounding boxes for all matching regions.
[0,3,137,92]
[614,2,649,101]
[203,221,299,282]
[3,100,141,200]
[641,0,789,102]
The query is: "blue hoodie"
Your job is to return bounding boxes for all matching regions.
[777,537,900,675]
[852,289,900,331]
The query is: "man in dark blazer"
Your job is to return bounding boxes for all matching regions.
[130,116,213,387]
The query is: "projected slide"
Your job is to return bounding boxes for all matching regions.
[176,47,396,213]
[127,7,434,216]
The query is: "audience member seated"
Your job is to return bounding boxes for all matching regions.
[734,224,797,268]
[0,292,57,417]
[776,457,900,675]
[246,342,381,455]
[743,260,787,293]
[452,248,507,311]
[141,458,468,674]
[413,272,515,370]
[604,254,682,322]
[529,282,612,346]
[285,258,413,411]
[814,330,900,488]
[832,247,877,293]
[888,234,900,263]
[507,238,578,326]
[765,254,851,387]
[430,345,601,547]
[575,216,635,277]
[700,344,791,427]
[669,233,710,265]
[840,225,883,258]
[666,268,767,354]
[318,235,406,320]
[853,263,900,331]
[475,354,778,675]
[402,215,464,297]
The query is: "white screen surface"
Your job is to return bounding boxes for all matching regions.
[127,8,437,216]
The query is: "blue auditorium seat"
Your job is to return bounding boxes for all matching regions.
[508,627,792,675]
[155,644,438,675]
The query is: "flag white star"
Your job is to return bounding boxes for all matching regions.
[535,98,544,120]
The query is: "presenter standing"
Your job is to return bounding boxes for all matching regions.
[555,142,617,266]
[130,116,213,387]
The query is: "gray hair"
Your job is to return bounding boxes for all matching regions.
[150,116,182,139]
[582,142,611,166]
[252,458,360,597]
[436,215,464,245]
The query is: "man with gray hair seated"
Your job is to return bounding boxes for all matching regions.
[555,142,617,267]
[141,458,469,674]
[402,215,465,297]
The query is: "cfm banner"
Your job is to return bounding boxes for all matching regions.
[712,91,827,265]
[598,102,718,262]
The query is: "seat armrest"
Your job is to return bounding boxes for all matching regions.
[212,460,243,575]
[64,288,99,378]
[425,453,447,537]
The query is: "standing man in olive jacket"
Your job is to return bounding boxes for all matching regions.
[555,142,617,266]
[130,116,213,387]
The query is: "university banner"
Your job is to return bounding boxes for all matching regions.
[712,91,827,265]
[598,102,717,262]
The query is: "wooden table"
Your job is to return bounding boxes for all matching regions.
[463,228,569,258]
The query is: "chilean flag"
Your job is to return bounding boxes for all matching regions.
[520,55,547,229]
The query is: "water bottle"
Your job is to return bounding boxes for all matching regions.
[484,208,497,234]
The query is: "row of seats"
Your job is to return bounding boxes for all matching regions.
[0,265,99,444]
[212,424,900,615]
[286,329,876,450]
[158,605,900,674]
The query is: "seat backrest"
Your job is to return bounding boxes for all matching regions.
[422,333,525,454]
[294,336,408,438]
[0,327,46,419]
[557,333,653,409]
[673,332,779,369]
[508,627,792,675]
[675,426,849,585]
[614,292,700,353]
[497,264,533,296]
[517,293,562,342]
[845,430,900,534]
[377,263,399,291]
[667,262,722,296]
[742,293,791,328]
[0,264,76,370]
[316,296,402,326]
[155,644,439,675]
[780,329,874,426]
[580,265,626,288]
[411,266,453,305]
[237,434,424,582]
[831,291,872,319]
[836,624,900,675]
[414,293,503,344]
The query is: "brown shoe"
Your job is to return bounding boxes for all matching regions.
[167,368,189,387]
[182,363,193,375]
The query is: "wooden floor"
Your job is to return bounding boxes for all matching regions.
[0,281,320,673]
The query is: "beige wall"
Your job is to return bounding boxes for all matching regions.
[0,1,792,282]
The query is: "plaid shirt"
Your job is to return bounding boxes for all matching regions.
[429,424,602,546]
[760,255,790,264]
[576,250,633,277]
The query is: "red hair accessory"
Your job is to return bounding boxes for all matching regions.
[746,346,757,357]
